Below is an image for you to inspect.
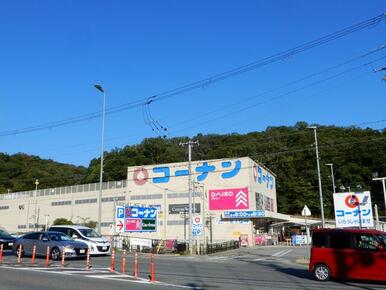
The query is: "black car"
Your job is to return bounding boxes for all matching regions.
[0,228,16,250]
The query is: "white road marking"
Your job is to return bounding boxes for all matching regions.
[272,249,293,257]
[253,249,293,261]
[0,265,193,288]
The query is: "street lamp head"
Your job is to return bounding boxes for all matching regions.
[94,84,105,93]
[325,163,333,166]
[307,126,317,130]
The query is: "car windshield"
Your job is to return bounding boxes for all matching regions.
[79,229,101,238]
[48,233,72,241]
[377,234,386,245]
[0,229,12,237]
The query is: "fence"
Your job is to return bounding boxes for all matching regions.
[205,240,240,254]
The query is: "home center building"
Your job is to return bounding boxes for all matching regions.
[0,157,287,244]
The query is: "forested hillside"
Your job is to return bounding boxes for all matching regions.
[1,122,385,217]
[0,153,87,193]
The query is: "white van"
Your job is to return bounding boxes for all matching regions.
[48,225,111,255]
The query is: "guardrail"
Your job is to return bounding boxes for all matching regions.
[205,240,240,254]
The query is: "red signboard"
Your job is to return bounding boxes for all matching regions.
[209,187,249,210]
[125,218,142,231]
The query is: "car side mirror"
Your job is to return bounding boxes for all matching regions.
[42,237,48,242]
[376,244,384,251]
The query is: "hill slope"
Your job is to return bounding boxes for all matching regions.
[1,122,385,217]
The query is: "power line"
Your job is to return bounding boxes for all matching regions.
[169,55,386,135]
[6,45,384,157]
[1,13,384,137]
[167,44,386,131]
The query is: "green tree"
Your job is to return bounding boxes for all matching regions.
[52,218,73,225]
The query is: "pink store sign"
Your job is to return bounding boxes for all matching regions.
[209,187,249,210]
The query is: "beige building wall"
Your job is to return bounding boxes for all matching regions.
[0,157,277,244]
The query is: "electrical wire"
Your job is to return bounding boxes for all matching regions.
[0,13,384,137]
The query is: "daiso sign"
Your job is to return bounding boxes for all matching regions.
[209,187,249,210]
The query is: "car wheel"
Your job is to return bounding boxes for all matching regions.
[15,245,24,257]
[51,247,61,261]
[313,264,331,281]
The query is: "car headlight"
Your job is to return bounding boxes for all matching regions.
[65,246,74,251]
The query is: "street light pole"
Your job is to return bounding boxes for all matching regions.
[326,163,336,194]
[373,177,386,212]
[95,84,106,234]
[308,126,325,228]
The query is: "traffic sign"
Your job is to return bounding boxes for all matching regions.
[301,205,311,217]
[115,206,125,233]
[116,220,124,233]
[116,207,125,219]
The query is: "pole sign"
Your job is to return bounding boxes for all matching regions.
[333,191,374,228]
[116,206,125,233]
[115,206,158,232]
[192,215,203,237]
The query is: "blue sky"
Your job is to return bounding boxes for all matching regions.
[0,1,385,166]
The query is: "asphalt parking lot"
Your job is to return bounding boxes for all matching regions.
[1,246,386,290]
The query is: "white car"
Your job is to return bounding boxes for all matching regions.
[48,225,111,255]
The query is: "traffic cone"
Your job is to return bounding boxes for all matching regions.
[61,247,65,268]
[31,244,36,265]
[17,245,22,264]
[133,251,138,278]
[110,249,115,272]
[45,246,50,267]
[149,253,155,282]
[121,250,126,273]
[86,249,91,271]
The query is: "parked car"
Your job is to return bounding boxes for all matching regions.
[0,227,16,250]
[13,231,89,260]
[48,225,110,255]
[309,228,386,282]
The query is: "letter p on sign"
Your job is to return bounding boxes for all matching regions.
[116,207,125,219]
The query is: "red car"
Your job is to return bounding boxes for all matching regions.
[309,228,386,282]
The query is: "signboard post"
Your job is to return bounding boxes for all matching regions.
[301,205,311,244]
[192,215,203,237]
[333,191,374,228]
[115,206,158,233]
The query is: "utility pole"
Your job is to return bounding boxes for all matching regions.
[179,140,199,254]
[374,204,379,230]
[373,177,386,212]
[308,126,325,228]
[163,188,167,240]
[326,163,336,193]
[34,179,39,230]
[36,207,40,231]
[208,214,214,244]
[25,198,30,232]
